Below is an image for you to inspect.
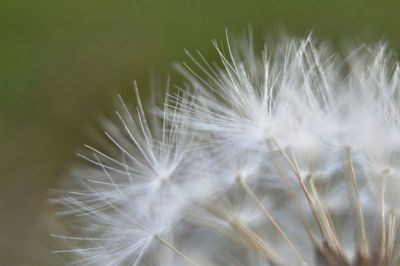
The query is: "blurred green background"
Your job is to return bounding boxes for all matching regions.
[1,0,400,265]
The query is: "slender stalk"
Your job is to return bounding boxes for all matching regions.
[271,138,327,242]
[386,211,396,263]
[345,147,369,257]
[156,234,200,266]
[308,176,345,258]
[205,204,282,265]
[236,176,308,266]
[269,151,318,246]
[380,175,387,263]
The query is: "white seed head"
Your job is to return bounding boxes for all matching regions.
[54,33,400,266]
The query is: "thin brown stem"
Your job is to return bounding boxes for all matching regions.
[345,147,369,257]
[271,138,327,243]
[205,204,282,265]
[386,211,396,263]
[308,176,346,259]
[270,152,318,246]
[237,176,308,265]
[156,234,200,266]
[380,175,387,263]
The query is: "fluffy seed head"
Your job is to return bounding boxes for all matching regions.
[54,33,400,266]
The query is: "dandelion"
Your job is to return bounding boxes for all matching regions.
[54,33,400,266]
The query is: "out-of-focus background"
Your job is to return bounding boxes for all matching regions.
[1,0,400,265]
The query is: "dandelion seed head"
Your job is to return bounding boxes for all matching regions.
[54,32,400,266]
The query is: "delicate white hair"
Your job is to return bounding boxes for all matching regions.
[54,33,400,266]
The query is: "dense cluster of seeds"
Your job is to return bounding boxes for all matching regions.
[55,34,400,266]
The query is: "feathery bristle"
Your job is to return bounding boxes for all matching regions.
[54,33,400,266]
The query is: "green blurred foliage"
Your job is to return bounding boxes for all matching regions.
[1,0,400,264]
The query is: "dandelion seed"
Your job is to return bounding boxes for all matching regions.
[54,33,400,266]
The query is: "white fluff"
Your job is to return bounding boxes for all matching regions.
[54,33,400,266]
